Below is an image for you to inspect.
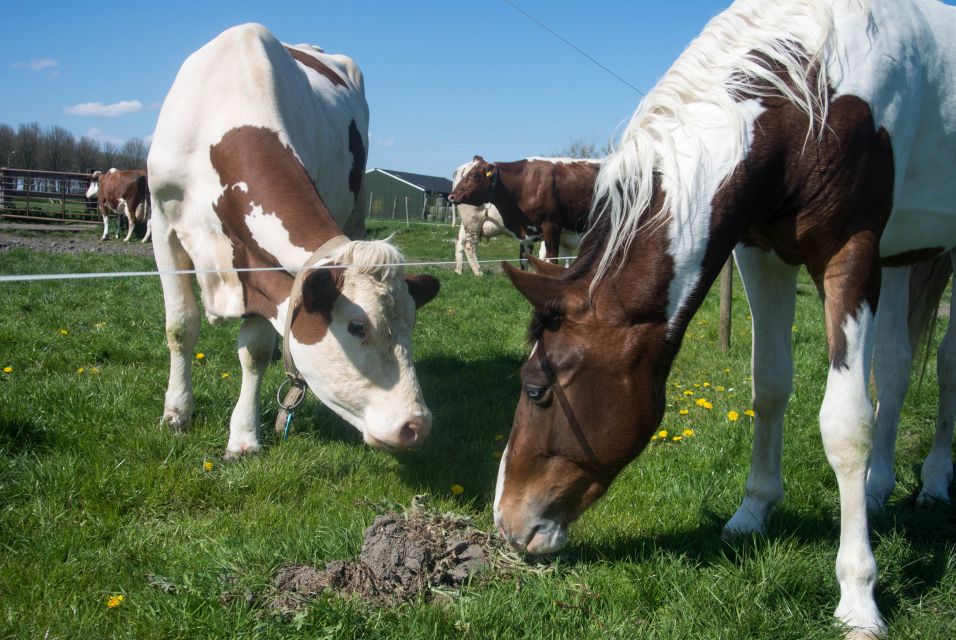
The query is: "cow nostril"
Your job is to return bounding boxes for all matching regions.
[398,422,418,446]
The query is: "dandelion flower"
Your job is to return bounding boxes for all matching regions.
[703,382,710,388]
[683,390,694,396]
[203,460,214,472]
[220,372,230,379]
[658,430,668,439]
[715,386,725,392]
[90,367,99,374]
[682,429,695,437]
[672,436,683,442]
[3,366,12,374]
[494,434,504,442]
[77,367,85,374]
[59,329,69,336]
[695,398,709,407]
[678,409,689,416]
[95,321,107,330]
[744,409,755,417]
[195,353,205,360]
[703,401,713,410]
[106,594,124,608]
[727,411,740,421]
[450,484,464,495]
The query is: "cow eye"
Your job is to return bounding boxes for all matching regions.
[347,320,367,338]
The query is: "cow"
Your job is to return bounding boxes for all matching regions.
[451,161,581,275]
[448,156,599,268]
[85,168,151,242]
[147,23,440,458]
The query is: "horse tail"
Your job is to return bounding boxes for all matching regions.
[908,251,953,385]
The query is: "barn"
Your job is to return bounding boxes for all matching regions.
[363,168,453,222]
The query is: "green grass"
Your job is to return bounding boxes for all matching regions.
[0,223,954,639]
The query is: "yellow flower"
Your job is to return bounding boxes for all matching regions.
[195,353,205,360]
[695,398,709,407]
[450,484,464,495]
[59,329,69,336]
[220,372,230,379]
[90,367,99,374]
[694,383,701,388]
[683,390,694,396]
[651,435,659,441]
[658,430,668,439]
[678,409,689,416]
[494,434,504,442]
[744,409,755,417]
[106,594,124,608]
[723,368,731,373]
[703,382,710,388]
[203,460,214,472]
[3,366,12,374]
[727,411,740,421]
[77,367,85,374]
[672,436,683,442]
[703,401,713,410]
[95,321,107,330]
[715,386,725,392]
[682,429,695,437]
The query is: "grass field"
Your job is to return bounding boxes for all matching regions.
[0,221,954,639]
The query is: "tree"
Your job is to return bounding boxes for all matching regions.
[118,137,148,169]
[552,135,613,159]
[0,124,14,167]
[75,136,100,173]
[43,125,76,171]
[14,122,42,169]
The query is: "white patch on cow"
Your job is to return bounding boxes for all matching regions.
[234,181,249,192]
[108,168,117,173]
[526,156,602,164]
[85,181,98,198]
[244,204,312,266]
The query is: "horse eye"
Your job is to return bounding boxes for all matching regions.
[347,320,367,338]
[525,384,549,404]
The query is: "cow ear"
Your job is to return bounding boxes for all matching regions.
[405,273,440,309]
[483,162,497,178]
[472,154,484,163]
[301,267,343,320]
[525,254,566,276]
[502,261,565,313]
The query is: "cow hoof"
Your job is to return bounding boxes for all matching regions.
[224,444,260,460]
[162,409,191,433]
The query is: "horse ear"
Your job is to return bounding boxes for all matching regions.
[301,267,343,321]
[405,273,441,308]
[525,254,566,276]
[502,261,564,313]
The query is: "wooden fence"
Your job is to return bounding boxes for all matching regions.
[0,167,98,224]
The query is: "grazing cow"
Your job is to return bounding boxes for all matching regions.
[493,1,956,637]
[85,168,151,242]
[451,162,581,275]
[448,156,599,267]
[148,23,440,457]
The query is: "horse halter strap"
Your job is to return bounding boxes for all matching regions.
[276,234,350,434]
[535,334,612,482]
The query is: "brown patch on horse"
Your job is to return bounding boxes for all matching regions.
[284,46,347,87]
[210,126,345,322]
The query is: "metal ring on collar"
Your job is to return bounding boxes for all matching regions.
[276,378,307,410]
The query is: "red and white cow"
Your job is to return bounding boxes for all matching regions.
[148,23,440,457]
[85,168,151,242]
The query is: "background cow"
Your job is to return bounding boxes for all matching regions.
[85,168,151,242]
[148,23,439,458]
[448,155,599,268]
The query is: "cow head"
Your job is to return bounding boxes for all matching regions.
[85,171,102,198]
[288,240,440,450]
[448,155,497,206]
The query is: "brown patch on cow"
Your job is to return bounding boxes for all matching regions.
[348,119,365,201]
[291,267,345,345]
[450,156,600,259]
[210,126,346,322]
[882,247,945,267]
[284,46,347,87]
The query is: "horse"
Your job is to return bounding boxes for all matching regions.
[492,1,956,637]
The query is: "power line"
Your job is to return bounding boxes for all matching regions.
[500,0,644,96]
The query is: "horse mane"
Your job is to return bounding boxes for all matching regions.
[590,0,867,286]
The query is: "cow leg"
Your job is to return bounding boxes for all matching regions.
[919,259,956,504]
[225,315,276,458]
[866,267,911,509]
[141,217,152,243]
[153,213,200,432]
[464,227,482,276]
[724,245,797,536]
[122,201,135,242]
[100,208,109,240]
[818,239,885,638]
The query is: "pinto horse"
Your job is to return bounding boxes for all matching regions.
[493,1,956,637]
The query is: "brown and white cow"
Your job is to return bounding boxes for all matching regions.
[85,168,151,242]
[148,23,440,457]
[448,156,600,267]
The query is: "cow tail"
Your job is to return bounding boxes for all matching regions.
[907,251,953,387]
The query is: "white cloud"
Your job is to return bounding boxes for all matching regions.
[64,100,146,117]
[11,58,59,71]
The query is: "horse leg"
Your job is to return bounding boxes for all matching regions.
[724,245,797,536]
[541,223,561,264]
[225,315,276,459]
[818,239,885,638]
[153,211,200,432]
[867,267,911,509]
[919,255,956,504]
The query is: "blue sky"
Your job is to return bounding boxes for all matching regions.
[2,1,952,177]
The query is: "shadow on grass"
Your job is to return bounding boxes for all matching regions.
[0,411,56,454]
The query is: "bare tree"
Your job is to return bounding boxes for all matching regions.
[552,135,613,159]
[75,136,100,173]
[43,125,77,172]
[98,142,118,171]
[0,124,14,167]
[118,137,148,169]
[14,122,42,169]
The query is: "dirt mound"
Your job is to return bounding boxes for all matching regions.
[268,508,500,611]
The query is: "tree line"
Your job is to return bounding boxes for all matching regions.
[0,122,148,174]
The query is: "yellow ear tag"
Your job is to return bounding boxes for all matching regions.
[485,170,494,178]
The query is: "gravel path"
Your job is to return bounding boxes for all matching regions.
[0,230,154,259]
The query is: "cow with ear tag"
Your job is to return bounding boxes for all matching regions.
[147,23,440,457]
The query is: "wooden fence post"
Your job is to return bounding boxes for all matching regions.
[719,257,733,352]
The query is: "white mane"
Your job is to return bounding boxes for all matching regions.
[590,0,865,284]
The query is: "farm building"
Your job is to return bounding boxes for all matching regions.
[364,168,454,222]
